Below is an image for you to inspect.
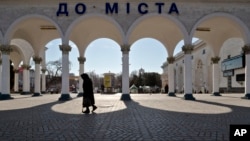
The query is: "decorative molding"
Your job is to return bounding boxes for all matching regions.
[167,56,175,64]
[211,56,220,64]
[0,45,13,55]
[78,57,86,64]
[182,45,194,54]
[22,64,31,70]
[59,45,72,54]
[242,44,250,54]
[121,45,130,54]
[33,57,43,64]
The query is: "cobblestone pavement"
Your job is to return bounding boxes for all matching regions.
[0,93,250,141]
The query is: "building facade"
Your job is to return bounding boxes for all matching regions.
[0,0,250,100]
[162,38,245,94]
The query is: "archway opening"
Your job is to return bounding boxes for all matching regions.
[84,38,122,93]
[130,38,168,93]
[45,38,79,93]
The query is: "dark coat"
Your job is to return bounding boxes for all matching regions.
[81,73,95,105]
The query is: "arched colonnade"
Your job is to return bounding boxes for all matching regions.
[0,12,250,101]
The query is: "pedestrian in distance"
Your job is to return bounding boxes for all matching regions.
[81,73,97,114]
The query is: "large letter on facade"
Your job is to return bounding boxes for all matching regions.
[138,3,148,14]
[106,3,118,14]
[57,3,69,16]
[168,3,179,14]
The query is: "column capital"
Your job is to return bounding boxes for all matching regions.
[13,69,19,73]
[33,57,43,64]
[60,45,72,54]
[167,56,175,64]
[211,56,220,64]
[182,45,194,54]
[22,64,31,70]
[41,68,46,73]
[0,45,13,55]
[121,45,130,54]
[78,57,86,64]
[242,44,250,54]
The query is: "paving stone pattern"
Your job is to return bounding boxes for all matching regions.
[0,93,249,141]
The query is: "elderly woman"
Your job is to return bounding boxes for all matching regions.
[81,73,97,114]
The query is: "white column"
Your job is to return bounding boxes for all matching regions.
[22,64,30,94]
[0,45,13,99]
[0,60,2,94]
[121,45,131,100]
[242,45,250,99]
[167,56,175,96]
[33,57,42,96]
[182,45,195,100]
[77,57,85,97]
[211,56,221,96]
[41,68,46,93]
[14,69,19,93]
[58,45,72,101]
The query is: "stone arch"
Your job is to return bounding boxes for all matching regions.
[65,13,125,57]
[127,13,190,56]
[4,14,63,55]
[10,39,34,65]
[191,12,250,56]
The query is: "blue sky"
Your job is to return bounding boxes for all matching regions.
[46,38,184,76]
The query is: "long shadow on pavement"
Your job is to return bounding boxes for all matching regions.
[0,95,249,141]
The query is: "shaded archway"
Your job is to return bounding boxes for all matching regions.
[127,13,189,56]
[66,14,125,53]
[191,13,250,56]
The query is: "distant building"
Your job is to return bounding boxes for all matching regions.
[162,38,245,93]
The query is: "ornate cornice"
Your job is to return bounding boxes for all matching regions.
[59,45,72,54]
[0,45,13,55]
[167,56,175,64]
[78,57,86,64]
[33,57,43,64]
[242,44,250,54]
[121,45,130,54]
[22,64,31,70]
[211,56,220,64]
[182,45,194,54]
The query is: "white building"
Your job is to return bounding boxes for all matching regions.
[162,38,245,94]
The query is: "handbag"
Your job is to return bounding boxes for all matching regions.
[83,97,91,107]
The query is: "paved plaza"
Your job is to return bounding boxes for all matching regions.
[0,93,249,141]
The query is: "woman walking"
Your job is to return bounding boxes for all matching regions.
[81,73,97,114]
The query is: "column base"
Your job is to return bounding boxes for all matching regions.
[212,92,221,96]
[120,94,131,101]
[184,94,196,100]
[32,93,42,97]
[168,92,176,97]
[242,93,250,99]
[21,92,31,95]
[58,94,72,101]
[77,92,83,97]
[0,94,14,100]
